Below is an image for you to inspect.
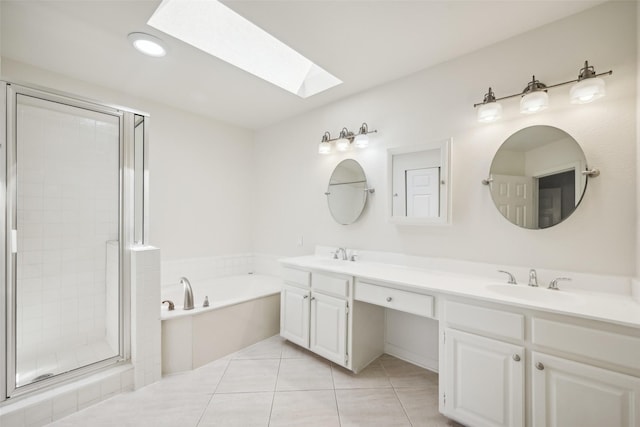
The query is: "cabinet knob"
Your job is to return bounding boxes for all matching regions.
[386,297,393,302]
[311,296,316,301]
[512,354,521,362]
[535,362,545,371]
[303,295,309,299]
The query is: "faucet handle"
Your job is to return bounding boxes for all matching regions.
[497,270,517,284]
[349,251,359,262]
[548,277,571,290]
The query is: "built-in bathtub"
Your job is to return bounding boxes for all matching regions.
[160,274,281,374]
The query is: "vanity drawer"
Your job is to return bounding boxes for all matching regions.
[445,300,524,342]
[283,267,310,288]
[355,281,434,318]
[532,318,640,371]
[312,272,350,297]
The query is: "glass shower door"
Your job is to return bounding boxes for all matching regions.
[10,91,122,390]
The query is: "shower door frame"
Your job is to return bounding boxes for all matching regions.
[1,81,142,400]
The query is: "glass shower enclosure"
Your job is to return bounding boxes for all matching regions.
[1,82,148,399]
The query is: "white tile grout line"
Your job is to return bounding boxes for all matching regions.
[195,357,232,427]
[266,352,283,426]
[329,363,343,427]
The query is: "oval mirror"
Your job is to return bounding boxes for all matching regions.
[326,159,371,225]
[488,125,591,229]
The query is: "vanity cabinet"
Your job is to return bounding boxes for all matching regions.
[531,352,640,427]
[309,292,348,364]
[443,329,524,427]
[441,298,640,427]
[441,301,525,427]
[280,267,352,367]
[280,284,310,348]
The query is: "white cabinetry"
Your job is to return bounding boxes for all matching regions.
[281,267,360,368]
[441,298,640,427]
[443,329,524,427]
[441,301,524,427]
[310,292,348,365]
[280,284,310,348]
[532,352,640,427]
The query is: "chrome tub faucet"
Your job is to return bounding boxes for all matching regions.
[180,277,194,310]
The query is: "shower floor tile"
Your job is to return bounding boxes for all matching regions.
[46,336,463,427]
[17,338,117,388]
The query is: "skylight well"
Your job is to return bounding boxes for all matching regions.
[148,0,342,98]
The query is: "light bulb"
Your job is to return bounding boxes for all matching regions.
[570,77,605,104]
[336,138,350,151]
[520,91,549,114]
[477,102,503,123]
[354,133,369,148]
[318,141,331,154]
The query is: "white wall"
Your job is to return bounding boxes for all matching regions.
[1,59,255,262]
[253,1,638,277]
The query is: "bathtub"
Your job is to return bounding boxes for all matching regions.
[160,274,281,374]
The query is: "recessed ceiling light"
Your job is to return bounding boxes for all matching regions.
[128,32,167,57]
[147,0,342,98]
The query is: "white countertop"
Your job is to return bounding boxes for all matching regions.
[280,256,640,329]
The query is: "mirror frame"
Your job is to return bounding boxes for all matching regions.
[326,158,372,225]
[387,138,451,225]
[486,125,593,230]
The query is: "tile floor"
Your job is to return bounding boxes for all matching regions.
[47,335,463,427]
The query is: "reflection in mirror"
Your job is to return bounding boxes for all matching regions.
[489,125,589,229]
[134,114,147,244]
[388,139,451,225]
[326,159,371,225]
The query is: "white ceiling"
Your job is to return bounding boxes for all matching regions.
[1,0,604,130]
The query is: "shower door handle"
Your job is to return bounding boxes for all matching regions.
[10,229,17,254]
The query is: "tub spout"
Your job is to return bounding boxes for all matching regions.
[180,277,194,310]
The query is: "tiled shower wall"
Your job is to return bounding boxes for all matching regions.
[16,96,120,362]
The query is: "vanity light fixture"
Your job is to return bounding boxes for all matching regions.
[128,32,167,57]
[318,123,378,154]
[476,88,502,123]
[520,76,549,114]
[473,60,612,122]
[318,132,332,154]
[570,61,606,104]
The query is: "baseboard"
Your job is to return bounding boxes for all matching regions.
[384,342,439,373]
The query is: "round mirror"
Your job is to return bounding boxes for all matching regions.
[326,159,370,225]
[488,125,590,229]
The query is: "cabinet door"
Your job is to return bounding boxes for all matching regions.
[280,285,310,348]
[443,328,524,427]
[532,352,640,427]
[309,292,347,366]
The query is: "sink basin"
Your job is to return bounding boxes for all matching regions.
[485,284,580,304]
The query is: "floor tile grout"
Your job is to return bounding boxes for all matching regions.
[46,336,458,427]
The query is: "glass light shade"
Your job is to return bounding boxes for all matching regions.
[336,138,350,151]
[318,141,331,154]
[354,133,369,148]
[520,91,549,114]
[570,77,605,104]
[477,102,503,123]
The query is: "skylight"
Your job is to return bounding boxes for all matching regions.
[148,0,342,98]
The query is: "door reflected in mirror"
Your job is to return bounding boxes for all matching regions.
[489,125,589,229]
[388,139,451,225]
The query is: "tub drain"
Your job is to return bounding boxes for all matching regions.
[33,373,54,382]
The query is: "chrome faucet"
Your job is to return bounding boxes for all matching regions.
[528,269,538,287]
[334,247,348,260]
[497,270,517,284]
[180,277,194,310]
[548,277,571,290]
